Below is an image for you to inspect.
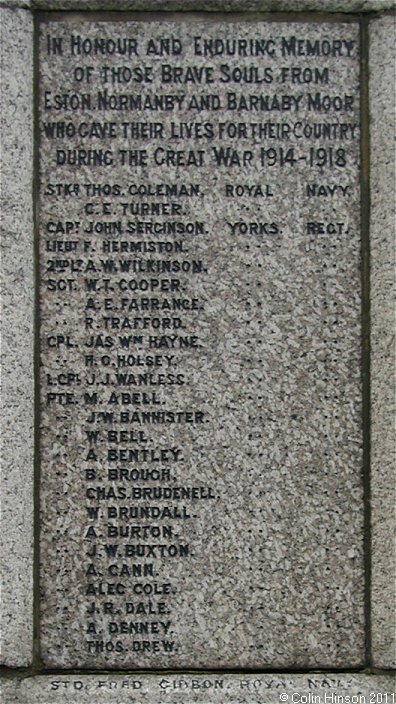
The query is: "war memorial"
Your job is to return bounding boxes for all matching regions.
[0,1,394,701]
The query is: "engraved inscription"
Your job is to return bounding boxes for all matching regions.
[39,18,364,668]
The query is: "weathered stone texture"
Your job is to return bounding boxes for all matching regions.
[2,673,396,704]
[369,14,396,670]
[38,18,364,670]
[1,1,395,12]
[0,1,31,7]
[0,7,34,667]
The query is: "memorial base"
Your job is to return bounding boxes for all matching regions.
[2,673,395,704]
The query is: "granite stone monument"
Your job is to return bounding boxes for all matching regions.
[0,3,395,703]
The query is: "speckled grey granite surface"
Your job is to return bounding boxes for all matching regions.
[0,7,34,667]
[0,2,394,684]
[37,17,365,669]
[370,14,396,670]
[2,673,396,703]
[1,0,395,11]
